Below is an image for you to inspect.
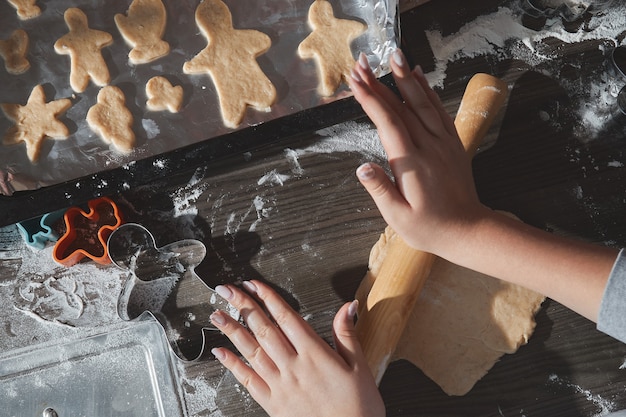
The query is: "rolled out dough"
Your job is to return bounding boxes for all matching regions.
[356,219,545,396]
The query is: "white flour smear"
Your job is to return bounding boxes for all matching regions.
[0,240,126,352]
[304,121,387,162]
[425,2,626,86]
[180,374,224,417]
[424,1,626,140]
[547,374,617,416]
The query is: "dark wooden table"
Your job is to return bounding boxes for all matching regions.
[3,1,626,416]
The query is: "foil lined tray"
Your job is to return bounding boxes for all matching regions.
[0,0,398,221]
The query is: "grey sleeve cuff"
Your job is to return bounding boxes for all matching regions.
[597,249,626,343]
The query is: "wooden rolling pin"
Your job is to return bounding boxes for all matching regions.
[355,73,509,385]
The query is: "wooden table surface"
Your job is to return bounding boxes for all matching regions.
[3,1,626,416]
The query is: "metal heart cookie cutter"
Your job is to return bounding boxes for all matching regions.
[107,223,240,361]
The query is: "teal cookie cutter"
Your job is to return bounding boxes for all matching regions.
[16,209,66,250]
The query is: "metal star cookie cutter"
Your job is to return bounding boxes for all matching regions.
[107,223,240,361]
[52,197,123,266]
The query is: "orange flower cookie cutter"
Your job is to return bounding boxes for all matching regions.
[53,197,123,266]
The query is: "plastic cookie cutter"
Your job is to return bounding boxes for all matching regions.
[52,196,123,266]
[107,223,240,361]
[16,209,66,249]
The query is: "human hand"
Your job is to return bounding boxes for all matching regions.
[348,49,489,256]
[210,281,385,417]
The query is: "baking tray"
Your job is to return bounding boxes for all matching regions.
[0,0,399,226]
[0,319,186,417]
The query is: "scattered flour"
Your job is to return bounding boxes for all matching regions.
[171,167,210,218]
[547,374,617,416]
[0,234,126,352]
[154,158,167,169]
[423,1,626,140]
[304,121,386,162]
[425,2,626,87]
[142,119,160,140]
[257,169,291,186]
[180,375,223,417]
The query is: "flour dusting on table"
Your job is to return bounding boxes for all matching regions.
[547,374,617,417]
[423,1,626,140]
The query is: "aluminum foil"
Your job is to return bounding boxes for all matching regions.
[0,0,398,196]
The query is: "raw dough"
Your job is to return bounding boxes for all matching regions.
[357,222,545,396]
[182,0,276,128]
[0,85,72,163]
[7,0,40,20]
[87,86,135,153]
[0,29,30,74]
[54,8,113,93]
[146,76,183,113]
[114,0,170,65]
[298,0,366,96]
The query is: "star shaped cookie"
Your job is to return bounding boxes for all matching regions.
[0,29,30,74]
[54,8,113,93]
[298,0,366,96]
[1,85,72,163]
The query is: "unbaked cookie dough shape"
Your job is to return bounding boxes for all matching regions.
[356,224,545,396]
[0,29,30,74]
[114,0,170,65]
[54,8,114,93]
[1,85,72,163]
[183,0,276,129]
[87,86,136,153]
[146,76,183,113]
[7,0,40,20]
[298,0,366,97]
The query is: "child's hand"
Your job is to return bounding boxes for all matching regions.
[210,281,385,417]
[348,50,488,256]
[348,49,617,323]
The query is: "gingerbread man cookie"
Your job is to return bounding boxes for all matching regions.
[54,8,113,93]
[115,0,170,65]
[0,29,30,75]
[183,0,276,128]
[298,0,366,96]
[7,0,40,20]
[1,85,72,163]
[146,76,183,113]
[87,86,136,153]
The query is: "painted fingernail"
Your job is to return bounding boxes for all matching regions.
[348,300,359,319]
[242,280,258,293]
[358,52,369,70]
[210,311,226,326]
[215,285,233,301]
[356,163,375,180]
[350,68,363,84]
[413,65,424,77]
[392,49,404,67]
[211,347,226,361]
